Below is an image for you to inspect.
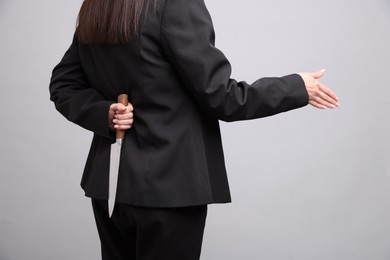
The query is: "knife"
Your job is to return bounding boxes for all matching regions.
[108,94,128,217]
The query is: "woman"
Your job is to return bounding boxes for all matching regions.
[49,0,339,259]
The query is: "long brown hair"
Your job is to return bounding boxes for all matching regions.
[76,0,145,44]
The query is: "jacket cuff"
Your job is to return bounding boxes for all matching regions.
[94,101,116,140]
[285,73,309,107]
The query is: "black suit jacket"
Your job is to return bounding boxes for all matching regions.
[50,0,308,207]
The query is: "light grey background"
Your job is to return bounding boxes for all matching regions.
[1,0,389,259]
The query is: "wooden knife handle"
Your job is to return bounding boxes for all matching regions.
[116,94,129,140]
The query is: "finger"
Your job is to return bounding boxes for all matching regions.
[113,118,134,125]
[126,103,134,112]
[114,122,133,130]
[309,100,326,109]
[319,85,339,103]
[111,103,127,113]
[114,124,132,130]
[116,104,128,113]
[115,112,134,120]
[314,89,338,107]
[116,104,134,115]
[313,93,340,108]
[311,93,337,108]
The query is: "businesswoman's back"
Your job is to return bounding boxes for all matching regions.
[49,0,338,259]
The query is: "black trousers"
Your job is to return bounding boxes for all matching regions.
[91,199,208,260]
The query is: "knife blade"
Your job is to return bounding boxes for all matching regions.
[108,94,128,217]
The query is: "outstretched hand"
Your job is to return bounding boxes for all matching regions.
[108,103,134,131]
[298,69,339,109]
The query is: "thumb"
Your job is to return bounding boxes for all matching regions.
[116,103,127,112]
[110,103,127,112]
[311,69,326,79]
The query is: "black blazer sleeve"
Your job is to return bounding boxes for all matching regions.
[49,36,114,139]
[160,0,309,122]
